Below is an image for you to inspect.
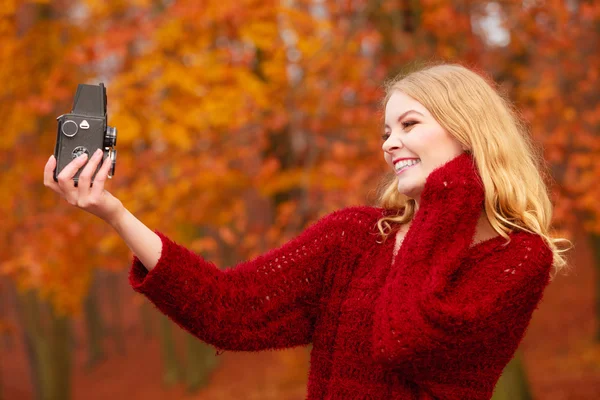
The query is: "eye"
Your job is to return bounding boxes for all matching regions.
[402,120,418,129]
[381,132,390,141]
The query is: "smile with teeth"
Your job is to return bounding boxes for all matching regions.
[394,159,420,173]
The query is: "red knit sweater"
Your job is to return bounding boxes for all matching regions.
[129,153,553,400]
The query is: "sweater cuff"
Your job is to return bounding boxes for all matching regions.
[420,152,483,205]
[129,230,184,293]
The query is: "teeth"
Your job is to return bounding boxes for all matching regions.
[395,159,420,171]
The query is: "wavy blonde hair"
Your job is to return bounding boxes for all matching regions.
[375,62,573,279]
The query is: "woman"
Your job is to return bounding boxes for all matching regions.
[44,63,570,399]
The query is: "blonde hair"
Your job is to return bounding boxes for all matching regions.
[375,62,573,279]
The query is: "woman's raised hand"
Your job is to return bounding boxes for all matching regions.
[44,149,125,225]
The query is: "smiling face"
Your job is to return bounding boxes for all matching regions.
[382,90,466,201]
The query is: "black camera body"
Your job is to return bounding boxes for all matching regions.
[53,82,117,186]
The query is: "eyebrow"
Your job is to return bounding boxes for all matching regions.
[384,109,424,129]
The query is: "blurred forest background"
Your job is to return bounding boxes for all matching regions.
[1,0,599,399]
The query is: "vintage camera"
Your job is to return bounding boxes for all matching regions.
[53,82,117,186]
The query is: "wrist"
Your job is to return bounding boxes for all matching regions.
[107,204,128,230]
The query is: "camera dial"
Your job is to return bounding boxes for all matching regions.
[71,146,89,159]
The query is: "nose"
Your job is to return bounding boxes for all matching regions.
[382,135,403,154]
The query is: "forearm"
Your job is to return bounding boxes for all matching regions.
[373,234,552,378]
[110,207,162,271]
[372,153,487,366]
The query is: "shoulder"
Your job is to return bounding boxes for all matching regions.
[484,229,553,281]
[311,205,399,240]
[499,230,551,260]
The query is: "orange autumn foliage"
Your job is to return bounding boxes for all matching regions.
[0,0,597,322]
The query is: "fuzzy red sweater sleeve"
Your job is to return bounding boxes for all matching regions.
[372,153,553,383]
[129,206,369,352]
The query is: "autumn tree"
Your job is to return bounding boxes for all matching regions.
[2,0,596,399]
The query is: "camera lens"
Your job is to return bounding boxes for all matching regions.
[62,120,78,137]
[105,126,117,147]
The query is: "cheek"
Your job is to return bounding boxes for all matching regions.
[408,128,436,149]
[406,127,454,165]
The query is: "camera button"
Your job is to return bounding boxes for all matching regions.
[62,120,78,137]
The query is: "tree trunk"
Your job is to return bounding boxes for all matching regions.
[158,313,181,386]
[16,287,43,400]
[0,345,3,400]
[183,333,219,393]
[83,270,105,369]
[140,301,154,339]
[43,303,71,400]
[106,272,126,355]
[17,289,72,400]
[22,319,42,400]
[491,351,533,400]
[589,233,600,341]
[0,280,14,350]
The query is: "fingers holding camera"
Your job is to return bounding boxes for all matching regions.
[77,149,104,194]
[55,153,90,205]
[43,153,85,199]
[43,155,61,192]
[90,150,113,198]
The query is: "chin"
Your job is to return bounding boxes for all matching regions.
[396,181,423,199]
[396,185,418,199]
